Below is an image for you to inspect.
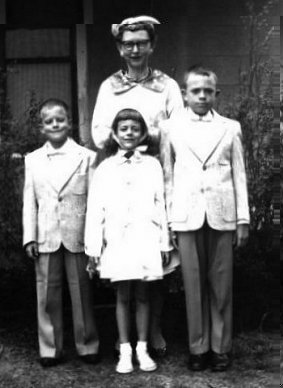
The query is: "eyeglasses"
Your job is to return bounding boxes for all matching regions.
[120,40,151,51]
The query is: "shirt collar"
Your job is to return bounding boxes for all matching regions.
[109,69,169,94]
[46,137,72,156]
[187,107,214,122]
[115,148,143,164]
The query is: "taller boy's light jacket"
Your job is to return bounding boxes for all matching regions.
[161,109,250,231]
[23,139,97,253]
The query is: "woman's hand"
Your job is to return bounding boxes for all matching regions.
[161,251,171,267]
[86,256,100,279]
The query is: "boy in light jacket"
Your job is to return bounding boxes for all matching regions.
[23,99,100,367]
[162,67,250,371]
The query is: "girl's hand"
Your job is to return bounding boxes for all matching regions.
[162,251,171,267]
[86,256,100,279]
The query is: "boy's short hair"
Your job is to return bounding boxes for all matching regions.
[184,65,218,86]
[39,98,70,119]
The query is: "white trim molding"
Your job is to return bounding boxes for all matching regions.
[76,24,91,147]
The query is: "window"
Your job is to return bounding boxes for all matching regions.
[5,28,77,129]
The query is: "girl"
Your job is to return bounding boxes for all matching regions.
[85,109,171,373]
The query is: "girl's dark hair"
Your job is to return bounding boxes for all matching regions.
[116,23,156,45]
[104,108,157,156]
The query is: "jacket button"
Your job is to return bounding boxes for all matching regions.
[203,165,207,171]
[58,196,63,202]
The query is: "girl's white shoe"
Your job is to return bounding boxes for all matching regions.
[116,343,134,374]
[136,341,157,372]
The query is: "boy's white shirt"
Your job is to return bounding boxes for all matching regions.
[185,108,218,162]
[45,138,76,191]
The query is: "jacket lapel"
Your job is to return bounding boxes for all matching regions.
[58,140,83,194]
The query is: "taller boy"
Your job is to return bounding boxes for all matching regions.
[23,99,99,367]
[163,67,250,371]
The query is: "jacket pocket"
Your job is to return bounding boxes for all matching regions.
[72,173,88,195]
[218,160,230,166]
[221,193,236,222]
[170,192,189,223]
[37,213,46,243]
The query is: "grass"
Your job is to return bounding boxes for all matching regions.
[0,303,278,388]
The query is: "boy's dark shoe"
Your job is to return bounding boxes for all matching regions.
[149,346,168,359]
[211,352,231,372]
[188,353,208,371]
[39,357,62,368]
[79,353,101,365]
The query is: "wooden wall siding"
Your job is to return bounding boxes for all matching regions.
[272,18,280,109]
[0,0,6,24]
[280,17,283,99]
[6,0,83,23]
[271,17,280,243]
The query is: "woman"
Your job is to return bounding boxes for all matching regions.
[91,15,183,357]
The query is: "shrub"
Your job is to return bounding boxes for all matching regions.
[0,89,43,269]
[223,0,275,329]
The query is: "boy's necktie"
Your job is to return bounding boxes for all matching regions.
[124,151,134,159]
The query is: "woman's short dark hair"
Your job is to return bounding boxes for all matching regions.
[104,108,157,156]
[115,23,156,44]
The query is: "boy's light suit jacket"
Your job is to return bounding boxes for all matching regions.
[23,139,97,253]
[161,109,250,231]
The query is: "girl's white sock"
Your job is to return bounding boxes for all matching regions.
[136,341,147,352]
[120,342,132,354]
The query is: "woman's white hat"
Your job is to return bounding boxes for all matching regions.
[111,15,160,37]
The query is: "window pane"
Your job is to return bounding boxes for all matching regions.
[6,63,72,120]
[6,29,70,59]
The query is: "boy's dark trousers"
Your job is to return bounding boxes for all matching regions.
[35,245,99,358]
[177,221,233,355]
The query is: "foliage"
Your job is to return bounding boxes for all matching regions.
[223,0,275,327]
[0,85,43,269]
[280,102,283,244]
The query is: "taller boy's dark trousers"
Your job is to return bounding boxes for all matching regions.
[177,222,233,355]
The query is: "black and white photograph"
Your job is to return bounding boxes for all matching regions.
[0,0,280,387]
